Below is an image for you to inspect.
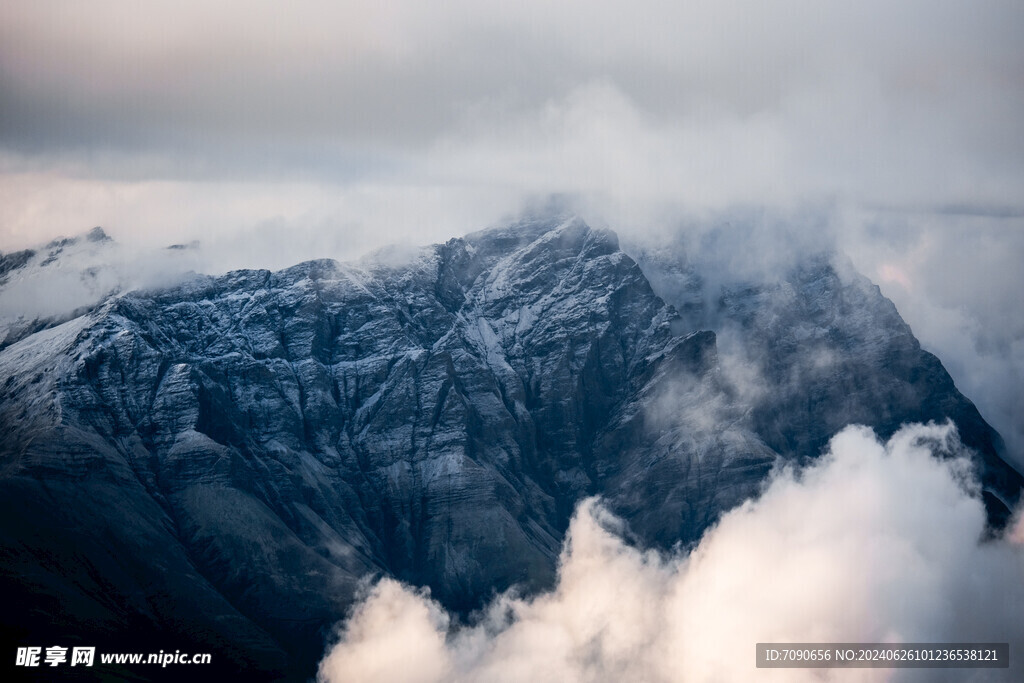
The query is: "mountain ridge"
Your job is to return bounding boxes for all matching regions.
[0,215,1019,680]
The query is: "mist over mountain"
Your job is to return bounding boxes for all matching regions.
[0,226,205,350]
[0,214,1019,681]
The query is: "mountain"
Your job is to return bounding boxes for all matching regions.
[0,216,1020,680]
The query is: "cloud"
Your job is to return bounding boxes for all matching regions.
[319,423,1024,683]
[2,1,1022,203]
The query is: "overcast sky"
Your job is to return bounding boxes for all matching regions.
[1,1,1022,463]
[2,1,1023,249]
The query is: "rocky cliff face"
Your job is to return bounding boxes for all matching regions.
[1,216,1020,680]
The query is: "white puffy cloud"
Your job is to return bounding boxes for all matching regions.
[319,423,1024,683]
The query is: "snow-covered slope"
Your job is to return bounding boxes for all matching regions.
[0,227,203,349]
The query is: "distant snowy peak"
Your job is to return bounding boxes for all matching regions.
[0,227,205,349]
[1,227,106,284]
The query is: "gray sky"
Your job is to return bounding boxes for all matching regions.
[2,1,1023,250]
[1,1,1022,463]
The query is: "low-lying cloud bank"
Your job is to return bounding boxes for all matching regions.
[319,423,1024,683]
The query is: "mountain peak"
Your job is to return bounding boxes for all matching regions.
[464,212,582,249]
[86,226,111,243]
